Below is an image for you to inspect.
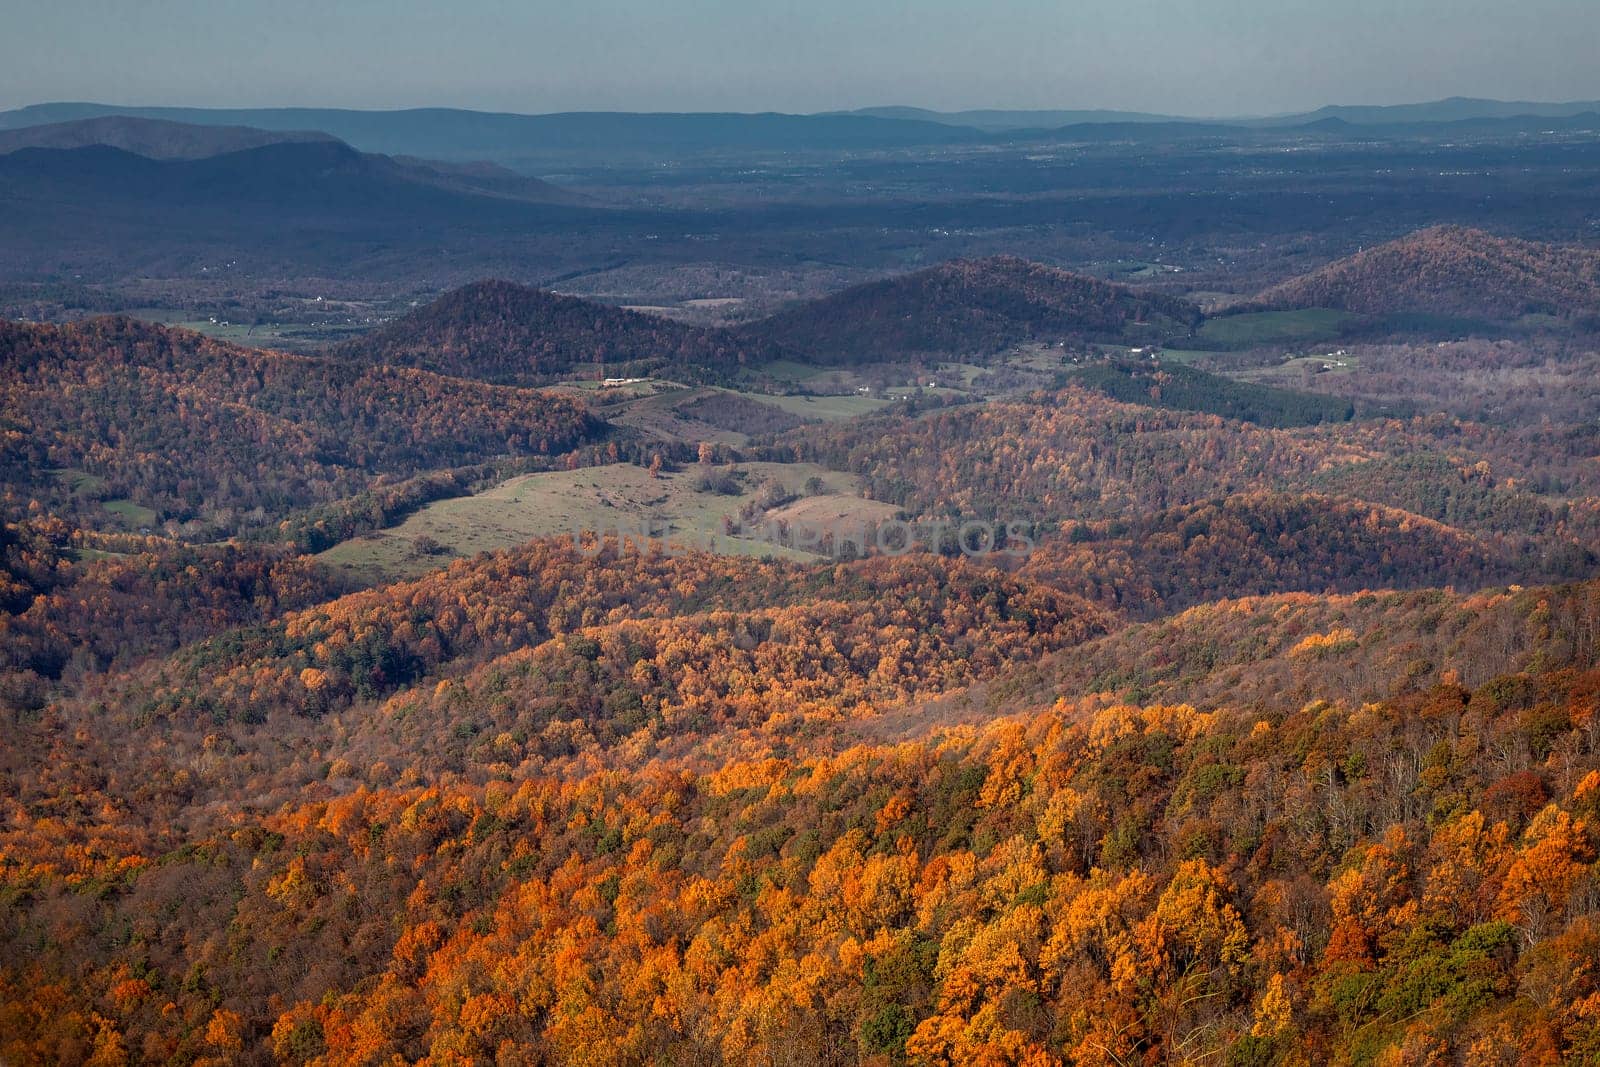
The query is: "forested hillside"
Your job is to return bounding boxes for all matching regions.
[330,281,776,385]
[1,317,600,534]
[1069,360,1356,428]
[5,549,1600,1064]
[738,256,1202,362]
[0,519,336,691]
[1016,491,1550,614]
[1254,225,1600,320]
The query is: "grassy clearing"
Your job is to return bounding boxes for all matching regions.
[929,361,996,386]
[103,499,157,528]
[596,385,767,445]
[1145,349,1214,365]
[1197,308,1358,348]
[754,393,894,420]
[124,309,366,352]
[73,547,129,562]
[50,469,159,528]
[316,461,868,584]
[551,378,678,401]
[750,359,832,383]
[763,494,900,530]
[608,396,747,446]
[1240,354,1362,385]
[51,468,106,496]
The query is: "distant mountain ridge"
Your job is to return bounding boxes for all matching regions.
[851,97,1600,131]
[0,136,595,280]
[7,97,1600,163]
[1254,225,1600,319]
[836,106,1187,130]
[1253,95,1600,127]
[0,116,585,205]
[0,103,981,163]
[0,115,336,159]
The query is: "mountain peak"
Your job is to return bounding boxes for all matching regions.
[1255,226,1600,319]
[331,279,772,384]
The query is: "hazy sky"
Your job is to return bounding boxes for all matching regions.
[5,0,1599,115]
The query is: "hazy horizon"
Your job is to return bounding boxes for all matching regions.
[6,93,1600,121]
[7,0,1599,118]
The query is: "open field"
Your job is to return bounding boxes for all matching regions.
[102,499,157,528]
[123,308,371,351]
[596,385,764,444]
[749,359,834,383]
[1197,307,1359,348]
[1240,353,1362,385]
[52,470,162,527]
[762,493,900,531]
[754,392,895,419]
[1145,348,1213,365]
[316,460,871,583]
[755,357,985,394]
[50,468,106,496]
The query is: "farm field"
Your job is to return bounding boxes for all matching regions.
[123,308,371,351]
[602,392,752,445]
[101,499,157,528]
[760,492,901,537]
[1196,307,1359,347]
[753,392,895,419]
[316,460,873,582]
[1239,352,1362,385]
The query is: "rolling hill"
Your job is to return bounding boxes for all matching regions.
[1069,358,1355,427]
[331,259,1201,381]
[0,316,601,533]
[738,255,1202,362]
[329,280,778,385]
[1254,225,1600,319]
[1020,490,1529,615]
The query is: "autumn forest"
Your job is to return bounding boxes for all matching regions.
[6,96,1600,1067]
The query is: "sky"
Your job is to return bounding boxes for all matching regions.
[4,0,1599,116]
